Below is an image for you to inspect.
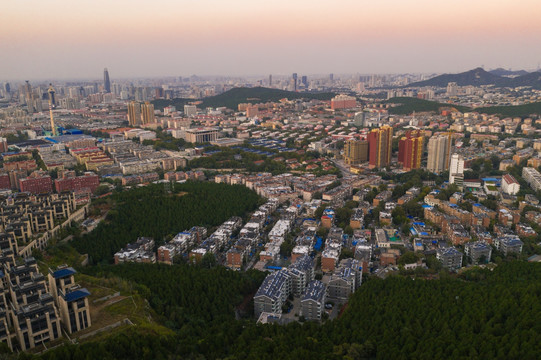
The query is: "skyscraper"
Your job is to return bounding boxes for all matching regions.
[127,101,141,126]
[354,112,365,127]
[3,82,10,94]
[103,68,111,93]
[427,135,450,173]
[292,73,298,91]
[449,153,464,188]
[344,140,368,165]
[368,125,393,169]
[398,130,424,171]
[47,84,57,136]
[268,74,272,87]
[301,76,308,87]
[140,102,155,125]
[23,80,34,113]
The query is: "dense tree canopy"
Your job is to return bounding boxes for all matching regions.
[71,182,262,264]
[27,261,541,360]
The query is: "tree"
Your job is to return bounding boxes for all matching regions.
[200,252,217,268]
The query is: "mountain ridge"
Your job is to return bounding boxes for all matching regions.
[409,68,541,89]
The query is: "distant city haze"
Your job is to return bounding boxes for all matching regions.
[2,0,541,80]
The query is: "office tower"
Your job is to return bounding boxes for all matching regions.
[269,74,272,87]
[3,82,10,94]
[354,112,365,127]
[427,135,451,173]
[329,73,334,82]
[184,104,197,117]
[344,140,368,165]
[446,82,457,97]
[292,73,298,91]
[368,125,393,169]
[112,83,122,96]
[449,153,464,187]
[140,101,155,124]
[127,101,141,126]
[398,130,424,171]
[48,84,57,136]
[22,80,34,113]
[103,68,111,93]
[301,75,308,87]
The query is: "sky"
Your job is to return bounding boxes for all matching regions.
[1,0,541,80]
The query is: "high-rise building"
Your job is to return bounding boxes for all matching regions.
[127,101,141,126]
[3,82,10,94]
[329,73,334,82]
[398,130,424,171]
[103,68,111,93]
[331,94,357,110]
[268,74,272,87]
[368,125,393,169]
[184,104,197,117]
[140,101,155,124]
[48,84,57,136]
[292,73,298,91]
[344,140,368,165]
[446,82,457,97]
[449,153,464,188]
[354,112,365,127]
[301,75,308,87]
[426,135,451,173]
[23,81,34,113]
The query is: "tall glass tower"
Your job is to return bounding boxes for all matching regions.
[103,68,111,93]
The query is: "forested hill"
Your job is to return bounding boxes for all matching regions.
[71,182,262,264]
[152,87,335,110]
[409,67,541,89]
[384,97,470,114]
[33,261,541,359]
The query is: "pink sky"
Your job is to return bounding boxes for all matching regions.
[2,0,541,79]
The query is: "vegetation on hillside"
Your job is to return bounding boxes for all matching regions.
[474,101,541,117]
[25,261,541,359]
[152,87,335,111]
[71,182,262,264]
[385,97,470,115]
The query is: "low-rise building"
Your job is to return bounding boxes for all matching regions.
[114,237,155,264]
[464,241,492,264]
[494,236,523,256]
[254,270,291,318]
[436,247,463,270]
[301,280,327,322]
[327,259,362,302]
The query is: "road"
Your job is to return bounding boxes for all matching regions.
[330,158,353,177]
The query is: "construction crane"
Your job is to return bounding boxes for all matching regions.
[47,84,57,136]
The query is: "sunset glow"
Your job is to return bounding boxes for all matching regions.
[2,0,541,79]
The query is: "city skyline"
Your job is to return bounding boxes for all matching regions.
[2,0,541,80]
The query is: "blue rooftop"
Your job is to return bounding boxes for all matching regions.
[52,267,76,279]
[64,288,91,302]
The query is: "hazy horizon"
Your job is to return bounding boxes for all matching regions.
[2,0,541,81]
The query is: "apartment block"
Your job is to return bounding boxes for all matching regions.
[436,247,463,270]
[464,241,492,264]
[301,280,326,322]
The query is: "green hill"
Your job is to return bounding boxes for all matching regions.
[385,97,470,115]
[474,101,541,117]
[35,261,541,359]
[409,67,541,89]
[152,87,335,111]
